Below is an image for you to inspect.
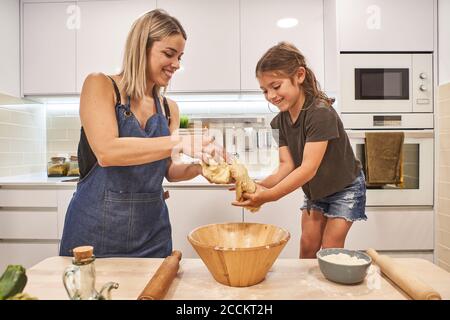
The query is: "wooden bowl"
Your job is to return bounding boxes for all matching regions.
[187,222,290,287]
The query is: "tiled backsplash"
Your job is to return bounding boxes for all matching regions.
[46,104,80,159]
[0,104,46,176]
[437,82,450,272]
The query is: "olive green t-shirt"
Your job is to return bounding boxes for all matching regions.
[270,98,361,200]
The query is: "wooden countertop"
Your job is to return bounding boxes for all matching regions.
[25,257,450,300]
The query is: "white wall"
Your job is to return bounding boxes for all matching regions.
[439,0,450,85]
[0,0,20,97]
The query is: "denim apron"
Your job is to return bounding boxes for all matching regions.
[59,84,172,258]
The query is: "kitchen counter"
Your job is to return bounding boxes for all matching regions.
[0,172,79,186]
[0,169,274,187]
[0,173,224,187]
[25,257,450,300]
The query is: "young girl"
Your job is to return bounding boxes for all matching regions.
[232,42,367,258]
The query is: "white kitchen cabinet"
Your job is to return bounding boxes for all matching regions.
[0,185,75,272]
[337,0,435,52]
[240,0,324,91]
[0,242,59,272]
[0,0,20,97]
[76,0,156,92]
[345,207,434,251]
[243,189,303,258]
[0,210,58,239]
[22,0,328,94]
[157,0,240,92]
[165,187,243,258]
[0,188,57,207]
[23,2,77,95]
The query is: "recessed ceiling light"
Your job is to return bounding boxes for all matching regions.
[276,18,298,29]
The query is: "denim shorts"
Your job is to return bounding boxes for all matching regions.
[300,170,367,222]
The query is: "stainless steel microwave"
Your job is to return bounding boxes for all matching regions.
[340,53,433,113]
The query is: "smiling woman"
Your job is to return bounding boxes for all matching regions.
[58,9,222,259]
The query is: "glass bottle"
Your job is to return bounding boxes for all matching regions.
[63,246,119,300]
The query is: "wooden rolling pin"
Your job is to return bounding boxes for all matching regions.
[366,248,441,300]
[137,250,182,300]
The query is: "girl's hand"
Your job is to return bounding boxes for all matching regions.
[228,179,260,192]
[232,184,271,208]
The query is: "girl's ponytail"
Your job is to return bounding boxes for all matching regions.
[304,66,334,106]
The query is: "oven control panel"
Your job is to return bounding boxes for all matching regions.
[412,54,433,112]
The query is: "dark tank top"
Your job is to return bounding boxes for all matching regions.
[78,76,171,179]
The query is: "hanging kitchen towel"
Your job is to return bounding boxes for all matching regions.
[365,132,404,185]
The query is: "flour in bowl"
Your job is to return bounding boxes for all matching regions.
[321,253,368,265]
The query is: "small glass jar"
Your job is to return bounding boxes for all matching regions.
[47,157,69,177]
[67,155,80,177]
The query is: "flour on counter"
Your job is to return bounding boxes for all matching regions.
[321,253,368,265]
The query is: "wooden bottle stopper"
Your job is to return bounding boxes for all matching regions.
[73,246,94,262]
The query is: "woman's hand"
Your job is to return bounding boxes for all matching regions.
[177,134,213,159]
[201,141,236,165]
[232,184,273,208]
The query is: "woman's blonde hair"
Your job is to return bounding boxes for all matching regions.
[255,42,333,106]
[120,9,186,99]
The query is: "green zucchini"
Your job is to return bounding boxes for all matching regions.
[6,292,37,300]
[0,265,28,300]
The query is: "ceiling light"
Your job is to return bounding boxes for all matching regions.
[276,18,298,29]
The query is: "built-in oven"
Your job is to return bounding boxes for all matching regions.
[342,114,434,207]
[340,53,433,113]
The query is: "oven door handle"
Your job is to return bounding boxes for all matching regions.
[346,130,434,139]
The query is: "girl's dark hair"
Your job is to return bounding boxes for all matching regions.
[255,41,334,106]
